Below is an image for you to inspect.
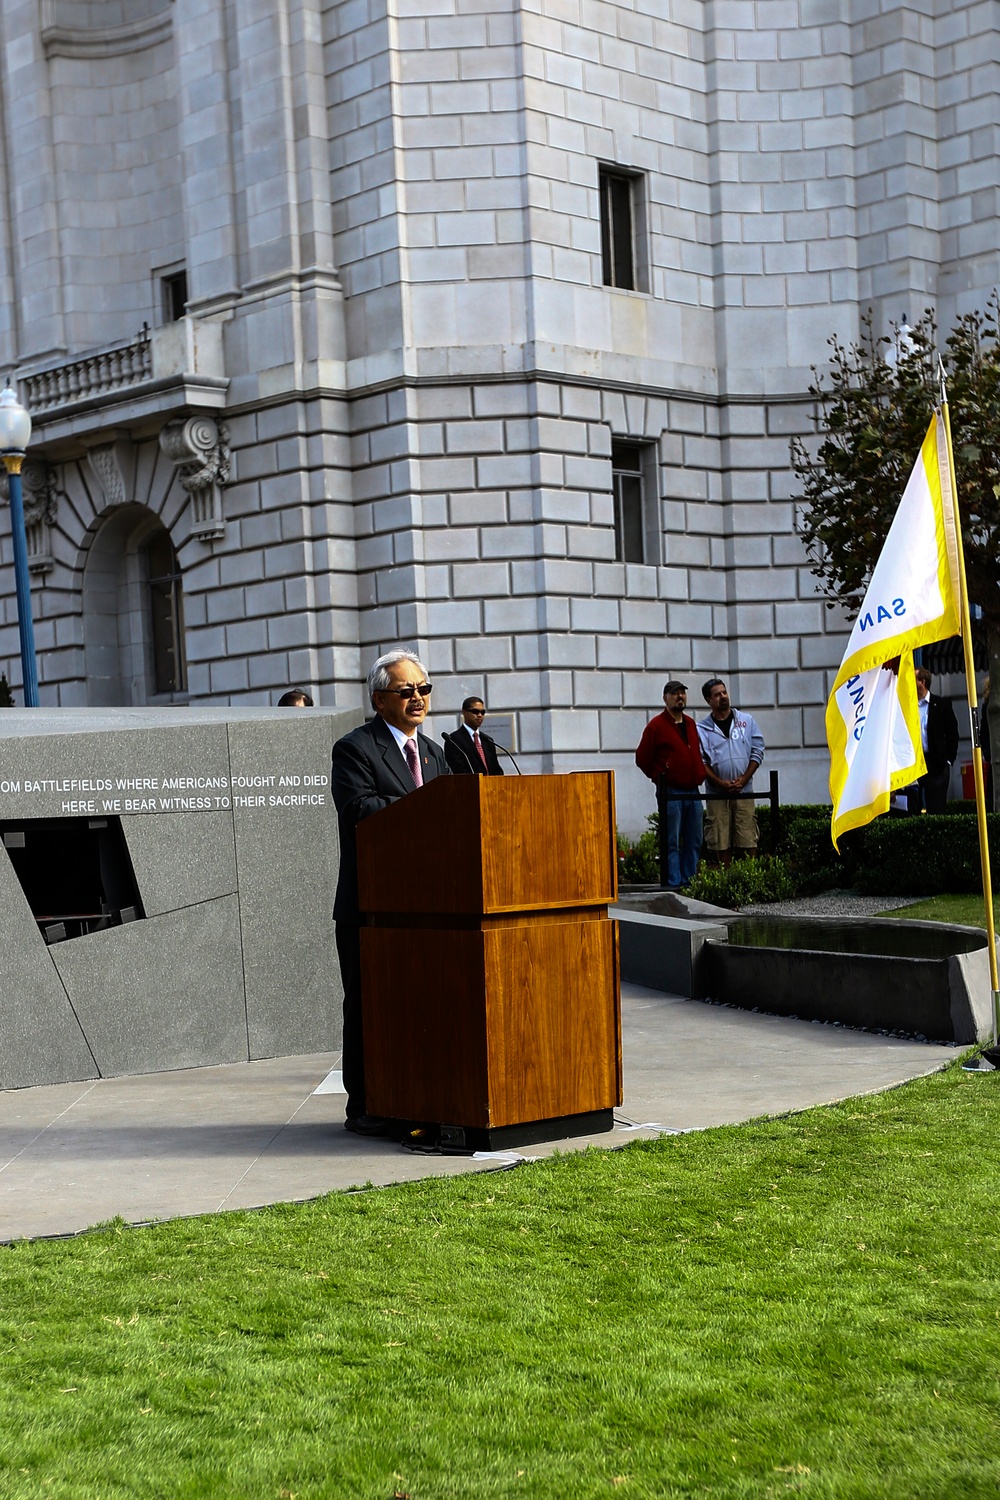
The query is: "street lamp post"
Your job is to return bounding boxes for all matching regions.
[0,384,39,707]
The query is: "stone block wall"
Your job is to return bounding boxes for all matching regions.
[341,371,845,828]
[0,0,993,834]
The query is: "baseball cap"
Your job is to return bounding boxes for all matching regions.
[663,680,687,693]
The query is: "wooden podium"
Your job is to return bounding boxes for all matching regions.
[357,771,621,1149]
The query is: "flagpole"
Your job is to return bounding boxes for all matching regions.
[938,365,1000,1043]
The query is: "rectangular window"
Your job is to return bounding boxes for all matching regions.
[161,269,188,324]
[612,441,659,565]
[599,168,647,291]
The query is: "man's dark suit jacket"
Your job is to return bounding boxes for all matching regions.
[331,716,450,922]
[443,725,504,776]
[924,694,960,776]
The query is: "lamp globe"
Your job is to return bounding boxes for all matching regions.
[0,384,31,456]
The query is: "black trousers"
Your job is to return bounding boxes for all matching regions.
[912,766,950,815]
[335,923,365,1119]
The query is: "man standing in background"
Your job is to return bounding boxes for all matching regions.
[443,697,505,775]
[635,680,707,891]
[697,677,765,866]
[910,666,959,814]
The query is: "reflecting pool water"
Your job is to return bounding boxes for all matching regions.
[725,917,986,960]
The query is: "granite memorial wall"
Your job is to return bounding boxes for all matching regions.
[0,706,360,1090]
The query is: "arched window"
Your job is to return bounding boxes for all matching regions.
[82,508,188,705]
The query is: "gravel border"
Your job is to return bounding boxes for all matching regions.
[738,891,921,918]
[617,886,924,921]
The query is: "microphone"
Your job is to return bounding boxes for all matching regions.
[444,730,521,774]
[493,742,522,774]
[442,730,479,774]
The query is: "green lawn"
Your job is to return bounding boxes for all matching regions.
[4,1065,1000,1498]
[877,893,999,927]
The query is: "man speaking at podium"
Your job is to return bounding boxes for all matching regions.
[331,649,450,1134]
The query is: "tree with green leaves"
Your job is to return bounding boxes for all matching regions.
[792,295,1000,802]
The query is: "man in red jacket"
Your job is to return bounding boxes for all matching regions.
[635,680,707,889]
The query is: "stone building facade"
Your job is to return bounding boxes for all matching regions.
[0,0,996,829]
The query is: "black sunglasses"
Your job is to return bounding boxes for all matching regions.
[382,682,433,699]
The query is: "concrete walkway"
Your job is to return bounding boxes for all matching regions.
[0,983,958,1243]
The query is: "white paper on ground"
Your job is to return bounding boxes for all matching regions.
[313,1068,345,1095]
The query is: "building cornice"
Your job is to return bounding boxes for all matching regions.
[218,368,814,420]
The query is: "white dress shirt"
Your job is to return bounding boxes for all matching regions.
[385,720,418,757]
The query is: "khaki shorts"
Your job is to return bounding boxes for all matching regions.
[704,796,757,853]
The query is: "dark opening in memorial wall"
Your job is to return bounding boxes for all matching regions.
[0,816,144,945]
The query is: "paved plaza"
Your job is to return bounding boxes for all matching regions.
[0,982,957,1244]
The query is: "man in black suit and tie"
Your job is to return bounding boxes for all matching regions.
[331,648,450,1134]
[912,665,960,815]
[443,697,505,776]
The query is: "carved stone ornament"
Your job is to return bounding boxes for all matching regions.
[159,415,230,542]
[85,441,129,509]
[0,459,62,574]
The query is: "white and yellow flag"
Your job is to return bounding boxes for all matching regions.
[827,412,962,847]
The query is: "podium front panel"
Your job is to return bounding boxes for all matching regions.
[361,927,490,1124]
[358,771,616,916]
[479,773,616,912]
[358,774,485,917]
[483,918,621,1125]
[361,917,621,1128]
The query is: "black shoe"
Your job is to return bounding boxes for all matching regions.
[344,1114,389,1137]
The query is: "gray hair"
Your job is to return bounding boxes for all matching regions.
[367,648,428,707]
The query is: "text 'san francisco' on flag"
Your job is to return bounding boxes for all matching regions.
[826,412,961,848]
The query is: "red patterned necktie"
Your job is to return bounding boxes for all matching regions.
[404,737,422,788]
[473,730,488,768]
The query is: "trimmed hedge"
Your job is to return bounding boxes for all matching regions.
[776,806,992,897]
[619,799,990,898]
[767,802,831,847]
[848,813,1000,896]
[617,815,659,884]
[686,855,796,909]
